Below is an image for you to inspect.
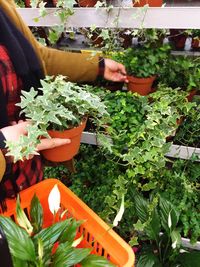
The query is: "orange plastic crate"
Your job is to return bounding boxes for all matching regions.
[1,179,135,267]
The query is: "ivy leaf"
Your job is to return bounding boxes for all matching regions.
[81,254,116,267]
[0,216,36,262]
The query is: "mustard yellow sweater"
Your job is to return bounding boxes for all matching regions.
[0,0,100,181]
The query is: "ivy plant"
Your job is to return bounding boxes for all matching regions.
[111,43,170,78]
[6,75,108,162]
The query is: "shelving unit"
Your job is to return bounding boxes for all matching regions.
[18,2,200,161]
[18,6,200,29]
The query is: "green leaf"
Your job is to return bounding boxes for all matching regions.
[137,251,161,267]
[16,195,33,235]
[134,193,149,223]
[176,251,200,267]
[170,230,181,249]
[12,256,29,267]
[146,209,160,242]
[52,242,91,267]
[0,216,36,262]
[59,219,83,243]
[30,194,43,233]
[159,196,180,233]
[81,254,116,267]
[33,219,72,249]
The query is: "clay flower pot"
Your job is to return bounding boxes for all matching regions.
[41,119,87,162]
[25,0,31,7]
[127,75,156,95]
[133,0,163,7]
[187,89,197,102]
[77,0,98,7]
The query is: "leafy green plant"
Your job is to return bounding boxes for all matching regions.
[101,84,195,186]
[133,192,200,267]
[156,158,200,244]
[6,75,108,161]
[111,43,170,78]
[173,99,200,147]
[0,185,115,267]
[159,55,200,92]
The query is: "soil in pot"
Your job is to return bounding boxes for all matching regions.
[127,75,156,95]
[41,119,87,162]
[133,0,163,7]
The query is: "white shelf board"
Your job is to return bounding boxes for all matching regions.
[18,7,200,29]
[81,132,200,160]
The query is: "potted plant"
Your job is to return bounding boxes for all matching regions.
[132,0,163,7]
[191,29,200,51]
[111,43,170,95]
[6,75,108,162]
[0,181,116,267]
[159,54,200,100]
[76,0,98,7]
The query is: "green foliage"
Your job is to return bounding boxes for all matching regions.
[133,192,200,267]
[157,159,200,243]
[0,191,114,267]
[159,55,200,91]
[111,43,170,77]
[102,84,194,185]
[6,76,108,162]
[174,99,200,147]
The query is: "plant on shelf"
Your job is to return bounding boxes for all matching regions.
[159,55,200,94]
[111,43,170,95]
[132,191,200,267]
[132,0,163,7]
[0,184,115,267]
[173,98,200,147]
[6,75,108,163]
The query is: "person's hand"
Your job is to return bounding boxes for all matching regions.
[1,121,71,152]
[104,58,128,83]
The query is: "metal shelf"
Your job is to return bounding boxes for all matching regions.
[81,132,200,161]
[18,7,200,29]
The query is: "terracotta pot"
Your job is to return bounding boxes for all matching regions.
[169,29,187,51]
[77,0,98,7]
[25,0,31,7]
[52,0,58,6]
[187,89,197,102]
[133,0,163,7]
[127,75,156,95]
[41,119,87,162]
[191,37,200,51]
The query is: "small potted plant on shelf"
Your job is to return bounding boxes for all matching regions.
[76,0,98,7]
[6,75,108,163]
[132,0,163,7]
[111,43,170,95]
[159,55,200,100]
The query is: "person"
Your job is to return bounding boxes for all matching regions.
[0,0,128,208]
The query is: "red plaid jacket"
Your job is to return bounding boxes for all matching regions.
[0,45,43,197]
